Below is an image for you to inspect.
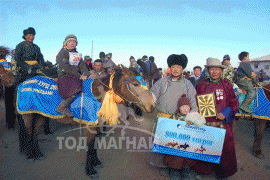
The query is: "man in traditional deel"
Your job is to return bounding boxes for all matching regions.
[14,27,45,82]
[56,34,90,117]
[149,54,198,168]
[193,58,239,179]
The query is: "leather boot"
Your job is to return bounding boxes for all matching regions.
[240,97,253,114]
[56,96,76,117]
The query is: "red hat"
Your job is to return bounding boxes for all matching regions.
[177,94,191,108]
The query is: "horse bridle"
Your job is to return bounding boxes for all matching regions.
[96,75,143,105]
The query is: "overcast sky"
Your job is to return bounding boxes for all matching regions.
[1,0,270,71]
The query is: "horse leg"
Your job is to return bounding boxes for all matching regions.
[31,114,45,160]
[43,117,52,135]
[85,126,101,177]
[253,118,267,159]
[19,114,36,160]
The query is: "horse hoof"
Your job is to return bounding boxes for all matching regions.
[27,158,35,163]
[93,160,103,169]
[254,152,265,159]
[36,156,45,160]
[86,166,98,177]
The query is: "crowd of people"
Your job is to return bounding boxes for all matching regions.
[1,27,269,179]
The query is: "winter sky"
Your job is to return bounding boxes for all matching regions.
[1,0,270,71]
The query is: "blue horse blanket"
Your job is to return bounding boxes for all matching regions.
[16,76,102,125]
[235,88,270,120]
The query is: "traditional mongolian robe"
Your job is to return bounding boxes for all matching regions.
[193,78,239,178]
[14,41,45,81]
[56,48,90,99]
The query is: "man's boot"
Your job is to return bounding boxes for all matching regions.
[240,97,253,114]
[56,96,76,117]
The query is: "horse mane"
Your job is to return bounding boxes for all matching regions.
[0,46,10,59]
[137,59,149,77]
[129,67,140,76]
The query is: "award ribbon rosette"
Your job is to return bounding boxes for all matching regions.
[197,93,217,117]
[69,52,82,66]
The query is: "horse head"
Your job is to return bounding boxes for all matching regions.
[0,62,15,87]
[112,64,156,113]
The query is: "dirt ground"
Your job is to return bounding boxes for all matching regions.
[0,99,270,180]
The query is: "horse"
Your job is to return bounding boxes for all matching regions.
[17,65,156,177]
[194,147,206,153]
[235,83,270,159]
[0,56,16,129]
[178,143,190,150]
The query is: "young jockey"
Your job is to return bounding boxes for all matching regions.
[235,51,257,114]
[56,34,90,117]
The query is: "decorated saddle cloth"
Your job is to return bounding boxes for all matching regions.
[16,76,101,125]
[234,88,270,120]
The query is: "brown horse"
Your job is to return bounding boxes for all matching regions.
[235,83,270,159]
[17,65,156,177]
[0,47,16,129]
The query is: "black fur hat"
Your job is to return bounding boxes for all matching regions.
[22,27,36,39]
[167,54,188,69]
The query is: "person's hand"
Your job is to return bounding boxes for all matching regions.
[251,72,256,78]
[80,75,87,81]
[186,121,194,127]
[217,113,225,120]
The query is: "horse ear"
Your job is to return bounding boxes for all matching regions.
[121,65,132,76]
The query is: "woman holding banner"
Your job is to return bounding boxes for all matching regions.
[193,58,239,179]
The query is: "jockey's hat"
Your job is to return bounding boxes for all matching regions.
[205,58,226,69]
[167,54,188,69]
[22,27,36,39]
[223,54,230,61]
[64,34,78,46]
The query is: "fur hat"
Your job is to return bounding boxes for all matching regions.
[177,94,191,108]
[22,27,36,39]
[167,54,188,69]
[63,34,77,46]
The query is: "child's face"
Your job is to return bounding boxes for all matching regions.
[179,105,191,115]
